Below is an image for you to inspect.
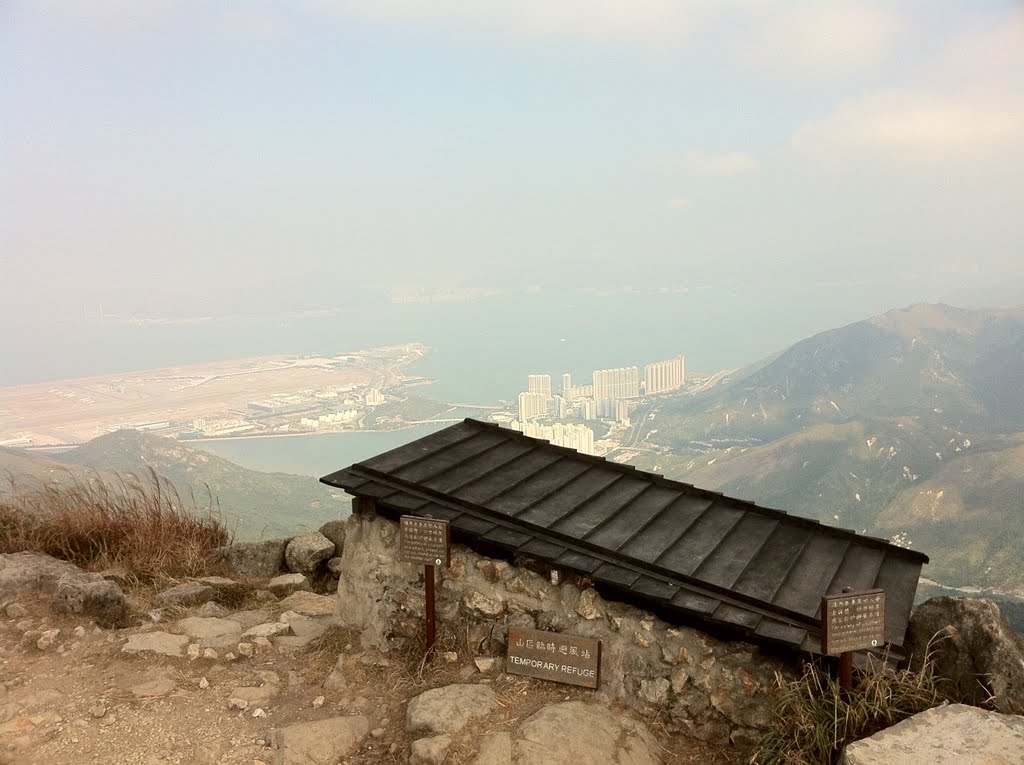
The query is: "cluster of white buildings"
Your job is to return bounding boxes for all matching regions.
[519,421,596,456]
[509,353,685,455]
[516,354,685,425]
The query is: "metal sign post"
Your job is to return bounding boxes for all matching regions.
[821,587,886,690]
[399,515,451,659]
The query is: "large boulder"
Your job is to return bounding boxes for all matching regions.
[512,701,660,765]
[406,684,500,736]
[272,715,369,765]
[318,520,347,554]
[0,552,84,597]
[841,704,1024,764]
[284,533,335,576]
[54,573,130,628]
[904,597,1024,714]
[208,538,289,578]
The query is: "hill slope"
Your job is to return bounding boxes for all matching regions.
[640,303,1024,592]
[2,432,349,539]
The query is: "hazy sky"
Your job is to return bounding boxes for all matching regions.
[3,1,1023,319]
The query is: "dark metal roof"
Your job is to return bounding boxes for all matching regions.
[320,418,928,655]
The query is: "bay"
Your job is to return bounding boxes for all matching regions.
[195,423,448,478]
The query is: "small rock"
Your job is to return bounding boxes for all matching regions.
[4,603,28,619]
[242,622,291,639]
[323,656,347,692]
[225,609,275,630]
[370,727,385,738]
[574,588,604,620]
[276,590,336,616]
[639,678,670,705]
[312,696,325,709]
[228,684,277,711]
[36,629,61,650]
[443,651,459,663]
[474,657,501,674]
[121,632,190,657]
[238,643,255,657]
[196,601,229,618]
[186,643,201,661]
[192,576,246,600]
[130,676,176,698]
[175,616,243,641]
[267,574,311,598]
[73,626,86,638]
[462,591,504,618]
[89,704,106,719]
[199,677,210,689]
[153,581,217,608]
[203,648,219,659]
[410,734,452,765]
[252,708,266,718]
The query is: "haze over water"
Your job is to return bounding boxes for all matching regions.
[6,281,947,403]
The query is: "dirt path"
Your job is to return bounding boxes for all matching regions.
[0,596,745,765]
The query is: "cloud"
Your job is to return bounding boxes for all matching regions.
[674,150,759,177]
[308,0,713,46]
[735,5,901,79]
[791,11,1024,168]
[793,90,1024,166]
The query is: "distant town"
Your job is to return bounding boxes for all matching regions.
[500,355,686,456]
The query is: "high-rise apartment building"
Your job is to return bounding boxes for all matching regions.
[527,374,552,400]
[518,391,547,422]
[592,366,640,400]
[561,373,572,400]
[644,355,685,395]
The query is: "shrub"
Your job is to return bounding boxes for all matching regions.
[752,649,947,765]
[0,468,229,584]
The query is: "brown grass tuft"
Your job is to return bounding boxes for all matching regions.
[751,644,949,765]
[0,468,229,584]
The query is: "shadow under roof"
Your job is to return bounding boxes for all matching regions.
[320,418,928,655]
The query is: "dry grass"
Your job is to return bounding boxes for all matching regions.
[0,468,229,585]
[751,646,948,765]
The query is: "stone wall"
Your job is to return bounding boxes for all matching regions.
[334,509,794,744]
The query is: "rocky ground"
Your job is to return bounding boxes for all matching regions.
[0,569,745,764]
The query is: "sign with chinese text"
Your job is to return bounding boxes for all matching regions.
[506,627,601,689]
[399,516,450,568]
[821,588,886,656]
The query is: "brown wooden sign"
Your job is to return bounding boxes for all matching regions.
[399,515,450,567]
[822,588,886,656]
[506,627,601,689]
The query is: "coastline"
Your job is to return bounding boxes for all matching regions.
[183,420,464,444]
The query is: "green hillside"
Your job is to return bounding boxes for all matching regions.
[3,432,349,539]
[637,303,1024,593]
